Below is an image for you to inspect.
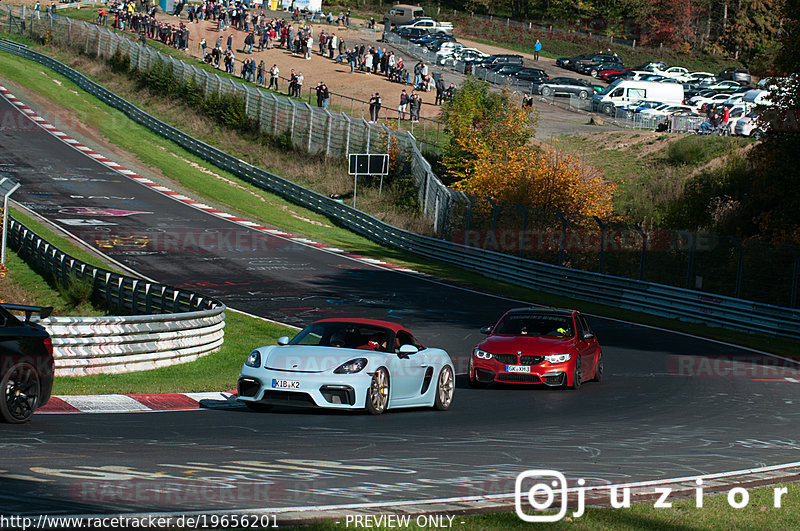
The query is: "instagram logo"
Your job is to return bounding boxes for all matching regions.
[515,470,585,522]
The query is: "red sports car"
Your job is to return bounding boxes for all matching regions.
[469,308,602,389]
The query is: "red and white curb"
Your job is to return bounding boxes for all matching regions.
[40,392,240,413]
[0,85,417,274]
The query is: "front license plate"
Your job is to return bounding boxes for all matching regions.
[272,379,300,389]
[506,365,530,373]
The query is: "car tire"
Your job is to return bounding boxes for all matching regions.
[468,358,488,388]
[366,367,389,415]
[590,352,603,383]
[245,402,274,412]
[541,86,553,97]
[602,104,614,116]
[590,69,598,77]
[571,360,582,390]
[578,90,589,100]
[434,366,454,410]
[626,110,634,120]
[1,362,40,424]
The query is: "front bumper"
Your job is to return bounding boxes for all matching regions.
[238,367,372,409]
[471,357,568,386]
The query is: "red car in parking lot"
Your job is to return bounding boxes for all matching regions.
[469,308,602,389]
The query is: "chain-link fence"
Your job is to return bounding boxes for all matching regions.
[0,4,460,234]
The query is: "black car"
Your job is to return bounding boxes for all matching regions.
[577,60,624,77]
[481,54,524,68]
[537,77,598,99]
[491,64,526,75]
[396,27,429,40]
[510,67,549,85]
[573,54,622,73]
[556,53,591,69]
[0,304,54,423]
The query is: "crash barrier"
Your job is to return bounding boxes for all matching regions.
[1,38,797,338]
[7,218,226,376]
[0,6,458,234]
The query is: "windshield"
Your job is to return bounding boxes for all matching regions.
[599,79,622,95]
[494,313,574,337]
[291,322,394,351]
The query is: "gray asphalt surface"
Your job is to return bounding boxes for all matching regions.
[1,90,800,517]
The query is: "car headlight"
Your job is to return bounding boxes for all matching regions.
[473,349,493,360]
[245,350,261,367]
[544,353,572,364]
[333,358,368,374]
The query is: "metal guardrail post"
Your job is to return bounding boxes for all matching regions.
[785,245,800,308]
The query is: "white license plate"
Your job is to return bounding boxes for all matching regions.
[506,365,530,373]
[272,379,300,389]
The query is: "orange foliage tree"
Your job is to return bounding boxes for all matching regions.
[441,79,615,219]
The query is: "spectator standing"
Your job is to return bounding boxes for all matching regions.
[226,33,232,51]
[315,81,325,107]
[534,39,542,60]
[413,61,424,88]
[244,31,254,53]
[288,68,297,95]
[295,71,304,97]
[398,89,409,120]
[369,92,382,122]
[364,52,373,75]
[257,60,266,86]
[409,91,422,122]
[321,82,330,109]
[268,63,280,90]
[435,76,445,105]
[34,1,40,20]
[306,35,313,60]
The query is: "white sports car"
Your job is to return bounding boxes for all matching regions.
[237,318,455,415]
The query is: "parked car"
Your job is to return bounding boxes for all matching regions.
[537,77,598,99]
[655,66,693,82]
[719,67,751,84]
[555,53,591,69]
[481,54,524,68]
[238,318,455,414]
[618,100,664,119]
[469,308,602,388]
[577,59,625,78]
[592,79,685,115]
[572,53,622,73]
[510,67,549,83]
[0,303,54,424]
[395,26,429,40]
[638,103,696,121]
[689,92,734,109]
[599,66,635,82]
[491,64,526,75]
[398,17,454,35]
[698,80,742,92]
[384,4,425,28]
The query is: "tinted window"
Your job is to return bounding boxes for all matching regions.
[291,322,392,350]
[494,313,574,337]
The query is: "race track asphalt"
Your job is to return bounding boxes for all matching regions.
[2,91,800,517]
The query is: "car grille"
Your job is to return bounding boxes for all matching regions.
[491,354,544,365]
[497,373,542,383]
[259,390,317,406]
[492,353,518,364]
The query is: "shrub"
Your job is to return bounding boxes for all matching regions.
[109,49,130,74]
[57,271,95,308]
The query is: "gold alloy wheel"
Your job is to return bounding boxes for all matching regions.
[366,368,389,414]
[435,366,454,410]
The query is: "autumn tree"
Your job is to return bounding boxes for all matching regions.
[441,78,615,219]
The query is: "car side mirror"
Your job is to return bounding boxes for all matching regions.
[398,344,418,357]
[582,332,595,341]
[480,326,493,335]
[277,336,289,346]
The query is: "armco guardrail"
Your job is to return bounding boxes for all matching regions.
[1,42,798,340]
[8,218,226,376]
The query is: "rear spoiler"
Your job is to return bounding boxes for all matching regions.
[0,303,53,322]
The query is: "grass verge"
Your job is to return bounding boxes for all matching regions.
[0,40,795,399]
[296,483,800,530]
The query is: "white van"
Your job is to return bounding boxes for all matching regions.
[592,80,685,115]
